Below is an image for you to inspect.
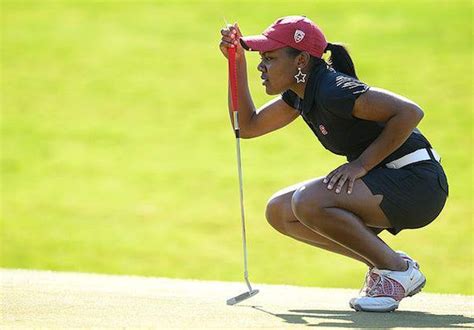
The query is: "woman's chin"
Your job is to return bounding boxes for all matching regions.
[263,85,279,95]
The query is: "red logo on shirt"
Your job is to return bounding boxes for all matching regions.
[319,124,328,135]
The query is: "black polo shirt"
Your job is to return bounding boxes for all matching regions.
[281,64,431,165]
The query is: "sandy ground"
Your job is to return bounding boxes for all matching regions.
[1,268,473,329]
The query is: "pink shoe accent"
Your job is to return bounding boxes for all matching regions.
[366,272,406,301]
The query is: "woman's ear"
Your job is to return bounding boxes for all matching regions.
[295,52,311,69]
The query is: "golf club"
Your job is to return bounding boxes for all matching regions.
[226,43,259,306]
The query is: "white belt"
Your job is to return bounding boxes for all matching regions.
[385,148,441,169]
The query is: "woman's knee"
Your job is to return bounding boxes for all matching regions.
[265,194,293,233]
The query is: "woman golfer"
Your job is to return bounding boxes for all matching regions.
[219,16,448,312]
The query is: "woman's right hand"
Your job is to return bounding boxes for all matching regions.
[219,23,245,60]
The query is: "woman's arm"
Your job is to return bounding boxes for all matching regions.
[220,24,299,138]
[352,87,424,171]
[241,97,300,138]
[324,87,424,194]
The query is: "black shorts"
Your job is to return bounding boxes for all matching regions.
[361,160,449,235]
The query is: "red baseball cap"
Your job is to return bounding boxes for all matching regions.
[240,16,328,58]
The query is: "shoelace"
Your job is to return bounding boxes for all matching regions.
[359,268,375,295]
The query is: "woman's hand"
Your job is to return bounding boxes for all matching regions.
[324,159,368,194]
[219,23,245,60]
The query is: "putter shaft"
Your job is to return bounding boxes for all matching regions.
[234,112,252,293]
[227,46,258,305]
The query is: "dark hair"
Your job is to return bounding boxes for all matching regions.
[325,42,358,79]
[285,42,358,79]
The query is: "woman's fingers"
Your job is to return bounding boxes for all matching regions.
[219,23,244,59]
[325,165,349,194]
[334,174,349,194]
[220,40,233,49]
[230,23,242,38]
[221,24,233,34]
[220,24,240,49]
[327,172,351,194]
[347,177,355,194]
[221,36,237,45]
[220,30,234,43]
[221,25,239,38]
[324,168,339,184]
[324,161,367,194]
[327,171,342,190]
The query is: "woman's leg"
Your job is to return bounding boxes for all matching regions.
[265,179,382,267]
[290,177,406,271]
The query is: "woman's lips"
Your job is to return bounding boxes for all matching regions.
[261,77,268,85]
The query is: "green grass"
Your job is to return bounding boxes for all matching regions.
[1,0,473,295]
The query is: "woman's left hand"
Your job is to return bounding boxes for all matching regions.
[323,159,368,194]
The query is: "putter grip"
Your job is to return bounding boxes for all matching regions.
[228,47,238,112]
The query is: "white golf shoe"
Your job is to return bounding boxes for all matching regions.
[350,258,426,312]
[355,251,419,297]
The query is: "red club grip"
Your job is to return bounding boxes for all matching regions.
[228,47,238,112]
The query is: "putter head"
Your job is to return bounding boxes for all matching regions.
[226,289,259,305]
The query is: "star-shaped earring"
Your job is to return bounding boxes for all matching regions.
[294,68,306,83]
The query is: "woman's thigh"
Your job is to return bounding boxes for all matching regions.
[268,176,391,229]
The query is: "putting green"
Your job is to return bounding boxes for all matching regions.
[1,269,473,328]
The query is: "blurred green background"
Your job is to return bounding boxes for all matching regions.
[1,0,472,295]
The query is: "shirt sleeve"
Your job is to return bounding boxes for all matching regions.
[321,74,370,120]
[281,90,303,113]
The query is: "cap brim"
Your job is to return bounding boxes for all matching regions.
[240,35,286,53]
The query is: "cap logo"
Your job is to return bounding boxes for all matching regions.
[294,30,305,43]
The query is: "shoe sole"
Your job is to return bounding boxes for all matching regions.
[351,302,399,312]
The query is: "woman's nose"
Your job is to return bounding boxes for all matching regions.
[257,62,265,72]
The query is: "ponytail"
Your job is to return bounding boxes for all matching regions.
[325,42,358,79]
